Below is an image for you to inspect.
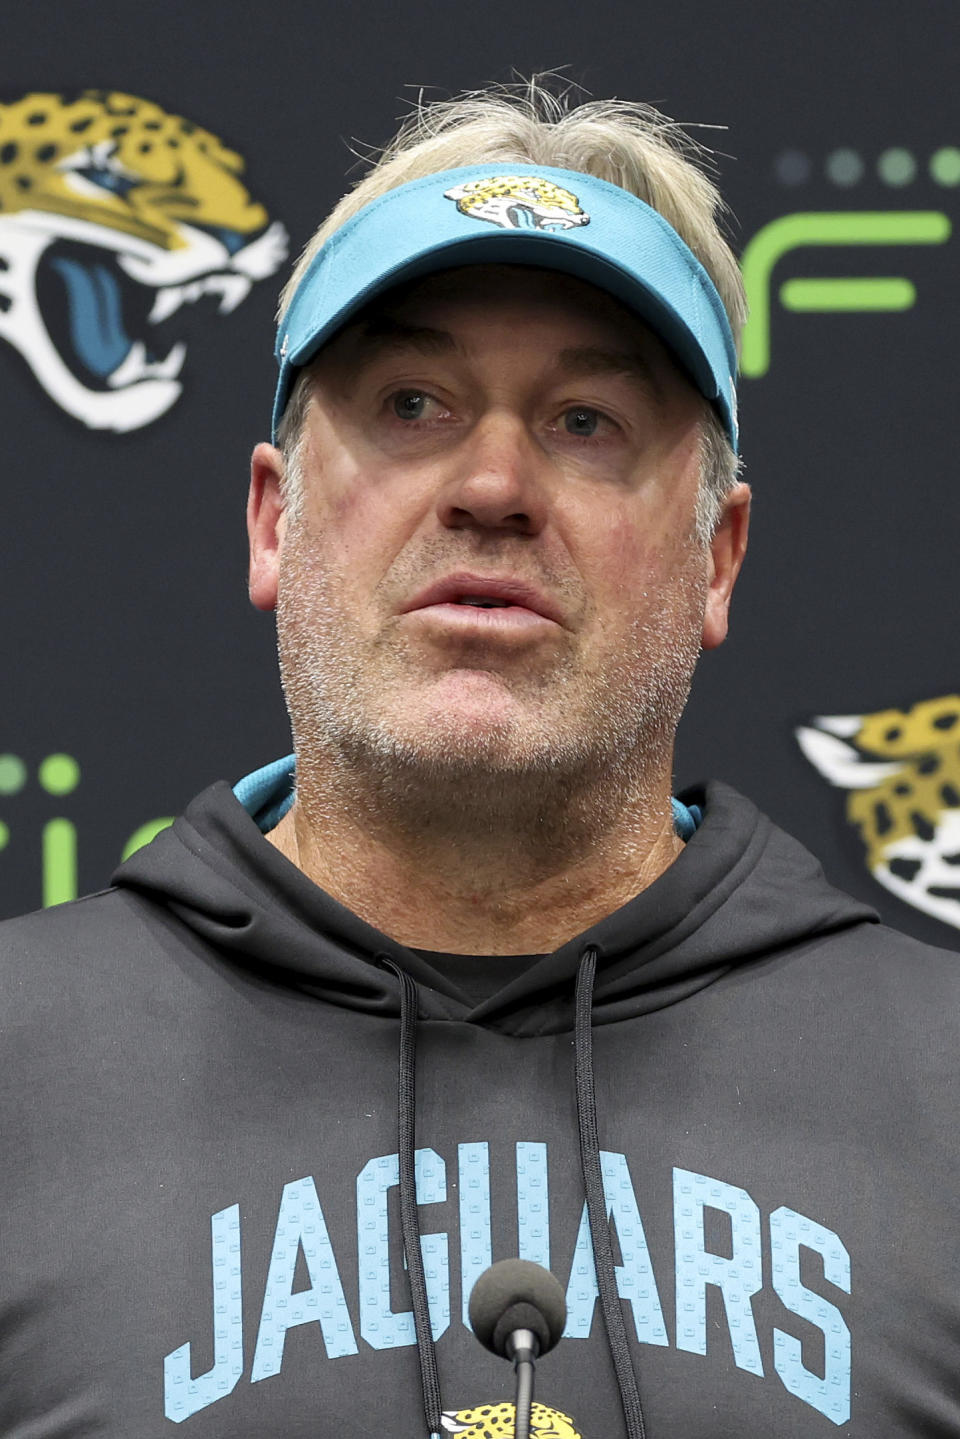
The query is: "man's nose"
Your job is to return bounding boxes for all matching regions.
[436,411,549,536]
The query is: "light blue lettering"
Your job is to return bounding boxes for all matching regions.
[516,1141,550,1269]
[163,1204,243,1422]
[674,1168,763,1375]
[250,1177,357,1382]
[357,1148,449,1349]
[770,1205,851,1425]
[459,1142,492,1327]
[563,1150,667,1346]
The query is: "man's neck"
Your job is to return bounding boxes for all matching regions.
[266,769,684,955]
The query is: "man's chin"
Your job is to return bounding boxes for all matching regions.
[325,689,581,781]
[364,714,540,773]
[382,675,546,747]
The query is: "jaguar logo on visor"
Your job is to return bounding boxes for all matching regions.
[444,175,590,233]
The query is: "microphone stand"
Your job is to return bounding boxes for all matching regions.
[505,1328,539,1439]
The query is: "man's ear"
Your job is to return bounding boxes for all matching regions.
[701,481,751,650]
[247,442,288,612]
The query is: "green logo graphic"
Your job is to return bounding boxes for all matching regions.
[740,211,952,377]
[0,752,172,908]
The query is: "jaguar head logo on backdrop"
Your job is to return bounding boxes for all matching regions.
[0,89,288,432]
[797,694,960,932]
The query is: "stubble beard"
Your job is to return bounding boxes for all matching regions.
[276,524,707,862]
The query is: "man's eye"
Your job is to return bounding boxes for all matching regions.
[563,406,604,437]
[392,391,431,421]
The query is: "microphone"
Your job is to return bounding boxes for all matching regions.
[468,1260,567,1439]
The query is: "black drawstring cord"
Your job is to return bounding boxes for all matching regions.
[378,945,643,1438]
[379,955,443,1438]
[575,946,647,1439]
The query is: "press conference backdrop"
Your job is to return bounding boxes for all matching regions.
[1,0,957,949]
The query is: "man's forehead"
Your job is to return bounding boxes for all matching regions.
[322,263,684,383]
[357,262,654,332]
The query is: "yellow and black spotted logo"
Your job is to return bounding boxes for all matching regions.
[444,175,589,233]
[798,693,960,930]
[0,89,287,431]
[441,1400,581,1437]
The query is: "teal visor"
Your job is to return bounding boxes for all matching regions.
[273,163,738,450]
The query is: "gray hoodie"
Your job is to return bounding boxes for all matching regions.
[1,770,958,1436]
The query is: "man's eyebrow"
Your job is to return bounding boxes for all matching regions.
[554,345,665,401]
[352,318,458,357]
[337,325,665,401]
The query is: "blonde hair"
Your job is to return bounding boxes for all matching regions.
[277,79,745,537]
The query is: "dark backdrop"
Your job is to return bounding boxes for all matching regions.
[2,0,957,949]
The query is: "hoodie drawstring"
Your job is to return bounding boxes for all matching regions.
[575,945,647,1439]
[384,946,646,1439]
[379,955,444,1438]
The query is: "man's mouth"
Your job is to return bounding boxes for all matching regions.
[402,573,564,627]
[453,597,512,608]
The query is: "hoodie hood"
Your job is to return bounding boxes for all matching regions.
[112,773,877,1038]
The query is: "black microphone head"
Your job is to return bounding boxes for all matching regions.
[468,1259,567,1359]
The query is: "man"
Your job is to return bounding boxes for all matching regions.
[2,84,959,1438]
